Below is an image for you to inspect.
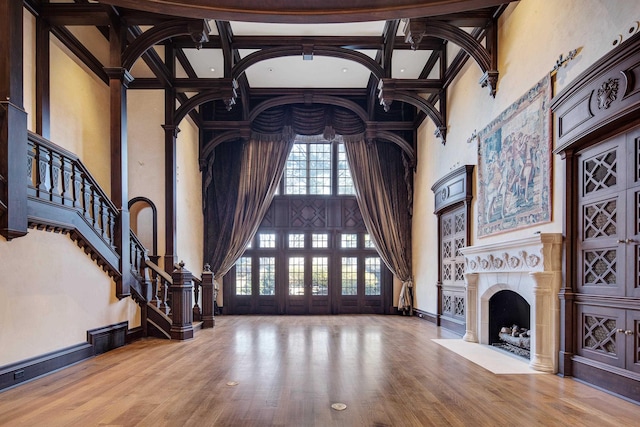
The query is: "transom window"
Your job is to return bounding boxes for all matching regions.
[312,233,328,248]
[341,233,358,248]
[288,233,305,248]
[259,233,276,248]
[283,140,355,195]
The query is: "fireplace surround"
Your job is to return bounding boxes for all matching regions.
[460,233,563,373]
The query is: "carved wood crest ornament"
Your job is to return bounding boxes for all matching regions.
[596,78,619,110]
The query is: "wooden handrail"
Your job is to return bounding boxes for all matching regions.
[144,258,173,285]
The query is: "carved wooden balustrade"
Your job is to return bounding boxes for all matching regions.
[26,132,120,277]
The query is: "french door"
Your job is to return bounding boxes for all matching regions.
[224,226,391,314]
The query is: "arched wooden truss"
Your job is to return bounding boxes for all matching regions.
[122,19,210,71]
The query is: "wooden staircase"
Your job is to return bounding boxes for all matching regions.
[24,131,215,340]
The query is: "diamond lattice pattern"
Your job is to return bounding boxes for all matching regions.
[583,315,617,355]
[584,250,617,285]
[584,149,617,194]
[584,199,617,239]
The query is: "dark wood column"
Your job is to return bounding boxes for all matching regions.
[106,17,132,297]
[36,15,50,139]
[163,123,179,274]
[0,0,28,240]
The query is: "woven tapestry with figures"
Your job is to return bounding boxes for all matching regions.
[477,75,552,237]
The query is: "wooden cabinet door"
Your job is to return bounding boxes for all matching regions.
[625,129,640,299]
[625,310,640,374]
[576,304,626,369]
[577,136,628,297]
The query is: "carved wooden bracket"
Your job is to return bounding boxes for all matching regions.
[122,19,210,70]
[104,67,134,88]
[377,78,447,144]
[224,79,239,111]
[403,18,499,97]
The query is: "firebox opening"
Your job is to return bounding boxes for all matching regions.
[489,290,530,358]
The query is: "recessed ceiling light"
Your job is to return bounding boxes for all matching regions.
[342,67,348,73]
[400,68,406,73]
[210,67,215,72]
[268,67,274,72]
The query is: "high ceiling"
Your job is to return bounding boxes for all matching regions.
[32,0,513,151]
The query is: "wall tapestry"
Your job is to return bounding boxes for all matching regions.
[477,75,552,237]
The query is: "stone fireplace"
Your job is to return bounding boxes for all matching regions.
[459,233,562,373]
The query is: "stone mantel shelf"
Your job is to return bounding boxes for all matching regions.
[460,233,563,273]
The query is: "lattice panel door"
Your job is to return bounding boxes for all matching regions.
[577,304,625,369]
[578,137,626,297]
[440,206,466,322]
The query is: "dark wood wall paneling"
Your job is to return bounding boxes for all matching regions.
[552,31,640,402]
[431,165,474,336]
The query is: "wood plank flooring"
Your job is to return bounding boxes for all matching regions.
[0,315,638,426]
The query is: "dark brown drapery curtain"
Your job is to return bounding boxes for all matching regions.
[203,133,294,281]
[203,105,413,309]
[344,138,414,314]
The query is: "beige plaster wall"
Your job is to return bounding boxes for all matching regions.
[49,36,111,195]
[412,0,640,314]
[0,230,139,366]
[176,117,204,276]
[127,90,166,265]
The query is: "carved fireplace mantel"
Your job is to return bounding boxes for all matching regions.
[460,233,563,373]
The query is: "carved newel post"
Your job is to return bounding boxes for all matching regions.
[170,261,194,340]
[201,264,216,329]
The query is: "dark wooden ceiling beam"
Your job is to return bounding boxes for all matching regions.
[99,0,516,24]
[40,3,111,26]
[249,87,368,98]
[169,35,444,51]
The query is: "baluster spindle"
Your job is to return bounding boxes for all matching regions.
[50,151,62,204]
[92,188,101,233]
[61,156,73,206]
[101,201,109,239]
[72,164,82,209]
[82,177,92,219]
[36,144,51,198]
[148,255,161,307]
[193,278,201,321]
[27,139,36,196]
[159,275,170,315]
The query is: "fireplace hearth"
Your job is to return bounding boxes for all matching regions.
[459,233,562,373]
[489,290,531,359]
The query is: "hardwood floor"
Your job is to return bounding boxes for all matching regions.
[0,315,637,426]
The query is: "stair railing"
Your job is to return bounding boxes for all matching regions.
[27,132,117,249]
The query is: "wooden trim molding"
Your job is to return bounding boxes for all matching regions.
[414,308,438,324]
[0,343,93,392]
[552,32,640,154]
[431,164,474,214]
